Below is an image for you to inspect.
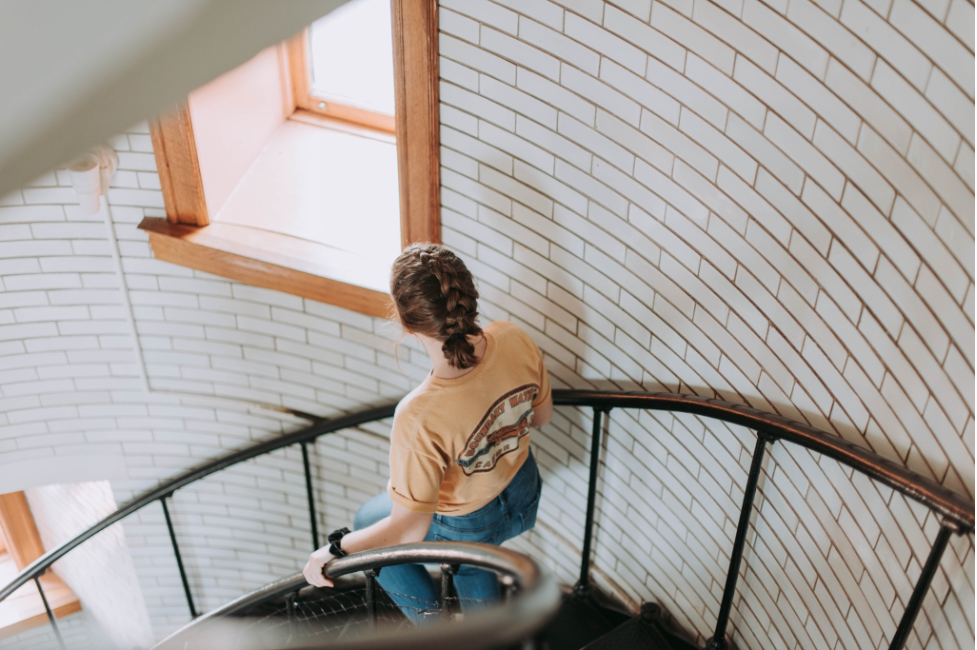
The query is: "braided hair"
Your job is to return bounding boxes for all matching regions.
[390,244,483,369]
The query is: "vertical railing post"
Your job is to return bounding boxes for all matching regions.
[161,495,198,619]
[575,406,609,598]
[285,589,298,642]
[706,432,771,650]
[440,563,458,621]
[301,441,319,551]
[502,574,537,649]
[501,574,516,603]
[887,522,955,650]
[34,575,66,650]
[364,568,380,631]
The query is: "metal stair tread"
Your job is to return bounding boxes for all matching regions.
[537,594,618,650]
[580,615,673,650]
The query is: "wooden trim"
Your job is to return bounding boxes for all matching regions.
[305,101,396,134]
[0,569,81,640]
[150,104,209,227]
[139,218,393,318]
[276,42,296,119]
[0,493,44,571]
[285,30,311,110]
[289,109,396,144]
[392,0,441,248]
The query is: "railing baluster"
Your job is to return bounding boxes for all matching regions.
[34,575,66,650]
[300,441,319,551]
[888,522,955,650]
[286,590,298,642]
[440,563,458,621]
[575,406,609,598]
[161,495,198,619]
[364,568,380,631]
[501,574,516,603]
[499,576,540,650]
[706,433,771,650]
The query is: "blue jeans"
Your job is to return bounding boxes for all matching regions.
[353,450,542,626]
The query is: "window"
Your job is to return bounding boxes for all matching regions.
[0,492,80,639]
[294,0,397,132]
[140,0,440,318]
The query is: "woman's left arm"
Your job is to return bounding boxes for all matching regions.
[530,395,553,428]
[303,503,433,587]
[527,329,553,429]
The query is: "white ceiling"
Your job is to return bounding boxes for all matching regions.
[0,0,351,196]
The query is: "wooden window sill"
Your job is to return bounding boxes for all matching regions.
[213,117,401,284]
[0,555,81,640]
[139,217,393,318]
[144,114,399,319]
[146,1,439,317]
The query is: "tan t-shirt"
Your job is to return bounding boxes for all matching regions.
[387,321,551,515]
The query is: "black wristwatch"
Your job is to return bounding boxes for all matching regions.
[328,527,350,557]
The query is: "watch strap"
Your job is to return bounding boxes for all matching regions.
[327,527,350,557]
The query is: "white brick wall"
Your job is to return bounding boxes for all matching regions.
[436,1,973,648]
[24,481,153,650]
[0,1,974,648]
[2,609,92,650]
[0,123,432,641]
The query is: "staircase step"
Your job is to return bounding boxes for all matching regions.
[538,594,618,650]
[580,616,671,650]
[581,603,699,650]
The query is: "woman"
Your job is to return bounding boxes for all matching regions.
[302,244,552,625]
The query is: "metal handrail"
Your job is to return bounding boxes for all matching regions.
[151,542,562,650]
[555,391,974,530]
[1,390,973,650]
[0,403,396,603]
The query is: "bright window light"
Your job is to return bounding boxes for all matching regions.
[309,0,395,116]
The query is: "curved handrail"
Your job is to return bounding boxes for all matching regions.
[151,542,562,650]
[1,389,972,604]
[558,391,974,531]
[0,403,396,602]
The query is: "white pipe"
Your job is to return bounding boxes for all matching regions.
[99,199,151,394]
[69,154,101,214]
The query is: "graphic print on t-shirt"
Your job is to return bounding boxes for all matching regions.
[457,384,539,476]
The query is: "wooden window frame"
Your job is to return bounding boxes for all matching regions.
[140,0,440,318]
[0,493,44,572]
[286,27,396,135]
[0,492,81,639]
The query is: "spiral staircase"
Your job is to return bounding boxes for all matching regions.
[1,390,973,650]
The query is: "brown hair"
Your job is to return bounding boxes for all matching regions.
[390,244,483,369]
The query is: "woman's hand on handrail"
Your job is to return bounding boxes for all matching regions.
[303,546,337,588]
[303,503,434,588]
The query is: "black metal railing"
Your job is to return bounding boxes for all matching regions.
[151,542,562,650]
[0,391,972,650]
[557,391,972,650]
[0,404,394,649]
[706,432,770,649]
